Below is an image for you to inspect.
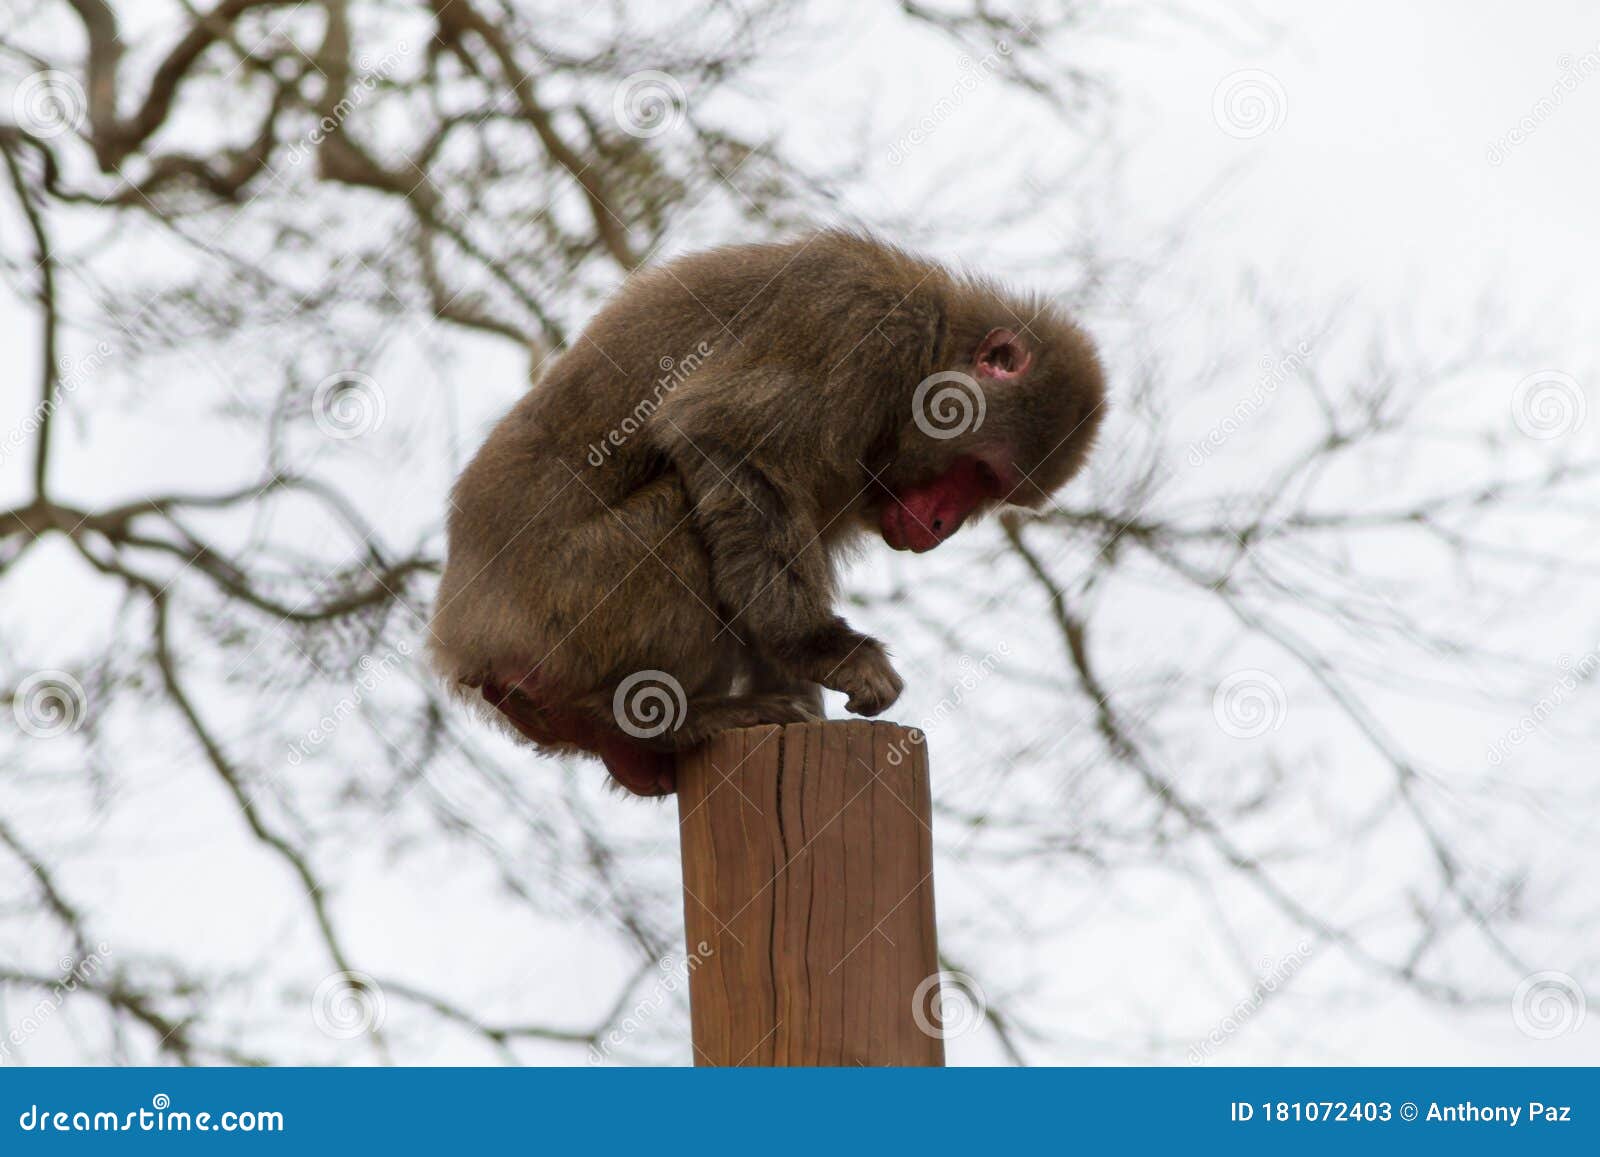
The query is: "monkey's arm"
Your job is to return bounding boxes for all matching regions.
[651,401,902,716]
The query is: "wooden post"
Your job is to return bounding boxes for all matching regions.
[676,720,944,1066]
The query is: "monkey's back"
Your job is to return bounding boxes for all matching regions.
[431,231,954,693]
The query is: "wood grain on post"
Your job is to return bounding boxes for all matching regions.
[676,720,944,1066]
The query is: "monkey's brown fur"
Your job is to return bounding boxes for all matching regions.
[431,230,1105,795]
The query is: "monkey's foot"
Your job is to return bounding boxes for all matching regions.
[671,693,823,747]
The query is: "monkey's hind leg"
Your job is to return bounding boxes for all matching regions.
[743,649,825,721]
[670,693,822,747]
[505,688,819,798]
[588,690,821,796]
[597,689,821,753]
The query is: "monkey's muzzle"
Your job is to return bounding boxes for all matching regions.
[881,498,961,552]
[880,455,1004,552]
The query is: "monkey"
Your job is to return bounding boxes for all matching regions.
[430,229,1105,796]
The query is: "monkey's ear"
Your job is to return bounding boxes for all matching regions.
[975,328,1032,380]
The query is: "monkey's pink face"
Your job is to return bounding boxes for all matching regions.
[880,454,1016,552]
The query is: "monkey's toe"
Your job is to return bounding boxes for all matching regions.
[760,693,825,725]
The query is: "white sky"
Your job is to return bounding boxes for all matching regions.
[2,0,1597,1066]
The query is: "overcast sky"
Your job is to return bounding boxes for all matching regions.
[2,0,1596,1066]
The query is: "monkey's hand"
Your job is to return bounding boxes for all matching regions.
[815,630,904,717]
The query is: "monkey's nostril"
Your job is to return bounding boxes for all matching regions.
[931,518,943,530]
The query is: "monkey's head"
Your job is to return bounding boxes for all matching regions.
[875,311,1105,553]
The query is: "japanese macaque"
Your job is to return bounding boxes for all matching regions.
[430,230,1105,795]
